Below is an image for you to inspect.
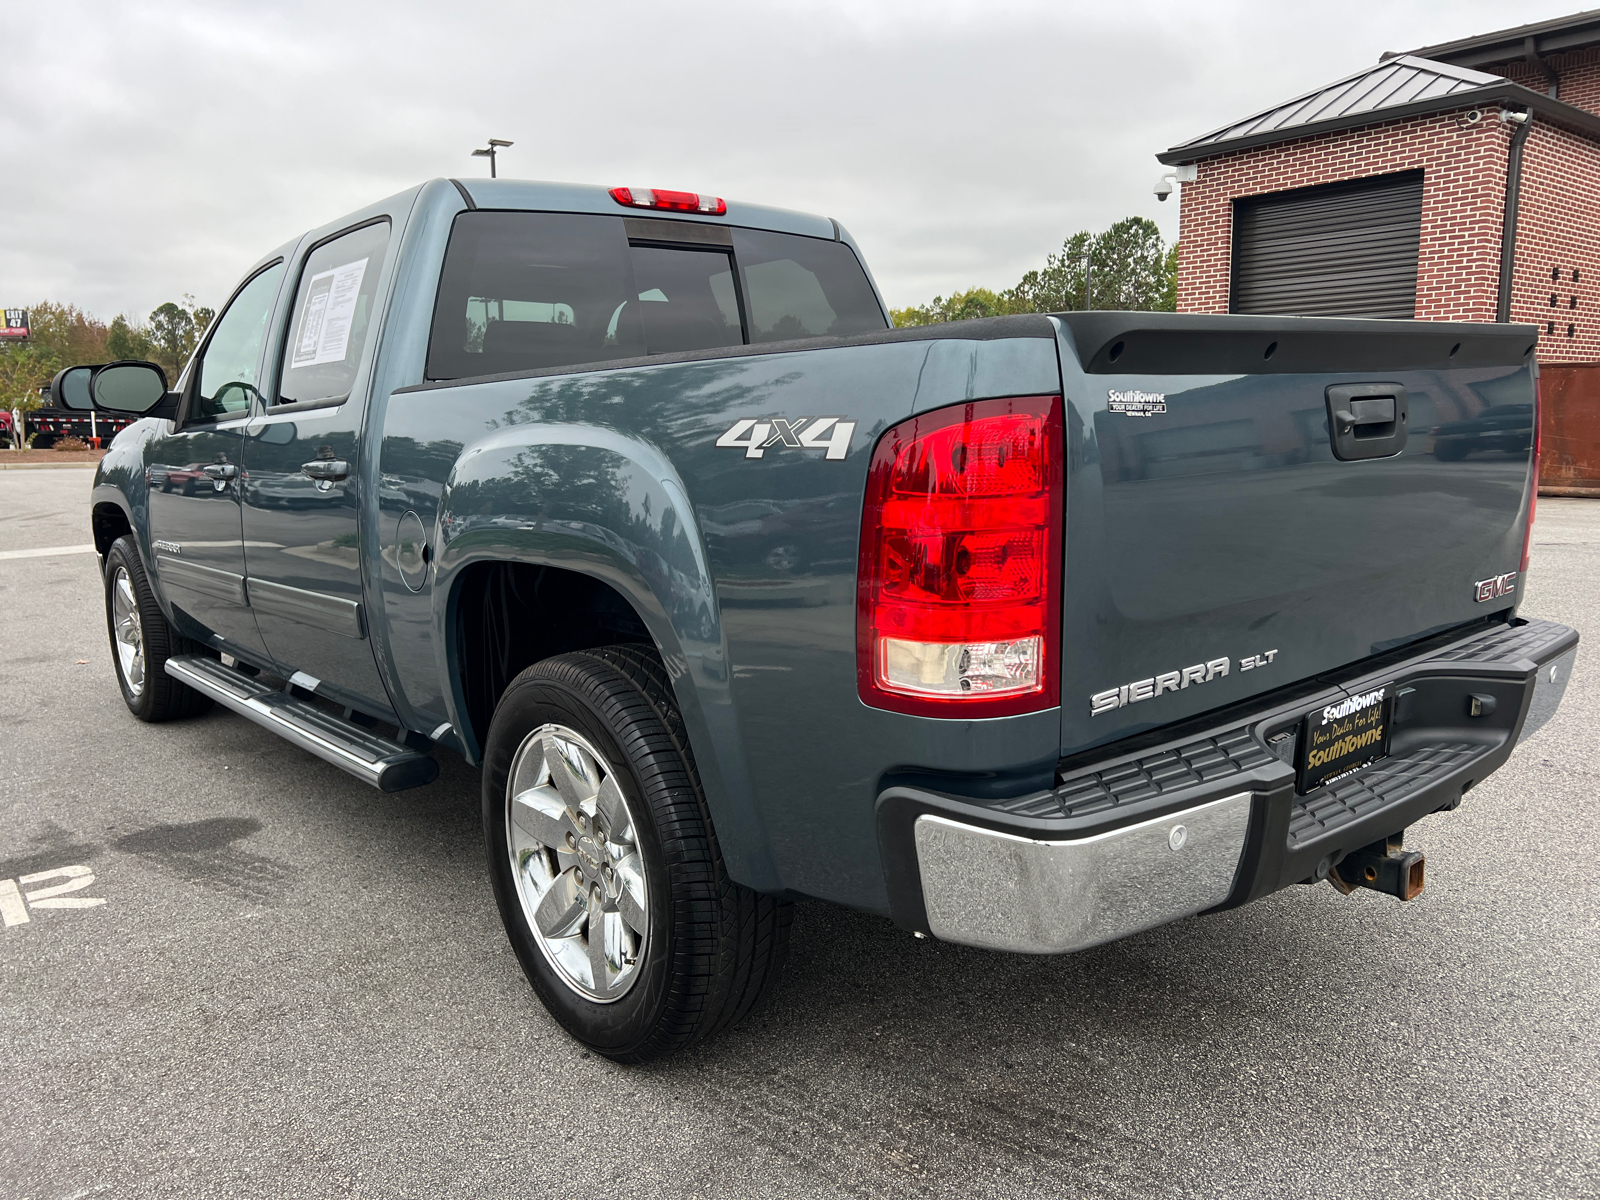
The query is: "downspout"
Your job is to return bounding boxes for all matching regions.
[1497,110,1533,323]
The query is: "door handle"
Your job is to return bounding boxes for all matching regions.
[201,463,238,480]
[302,460,349,481]
[302,459,350,493]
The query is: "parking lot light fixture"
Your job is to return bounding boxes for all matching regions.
[470,138,514,179]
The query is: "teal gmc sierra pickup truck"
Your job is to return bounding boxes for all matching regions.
[56,178,1575,1062]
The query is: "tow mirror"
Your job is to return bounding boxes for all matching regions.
[50,366,94,411]
[89,361,171,415]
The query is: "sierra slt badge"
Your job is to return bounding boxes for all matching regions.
[716,417,857,460]
[1090,649,1278,715]
[1474,570,1518,602]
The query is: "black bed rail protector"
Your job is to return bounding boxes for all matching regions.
[1055,311,1538,375]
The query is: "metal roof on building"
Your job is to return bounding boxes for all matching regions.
[1163,57,1500,161]
[1159,53,1600,165]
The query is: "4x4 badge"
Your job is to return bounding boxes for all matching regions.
[716,417,857,460]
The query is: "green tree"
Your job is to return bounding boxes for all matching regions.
[891,287,1031,328]
[23,302,110,364]
[147,302,194,377]
[893,217,1180,325]
[145,294,214,377]
[1008,230,1094,313]
[107,314,155,361]
[0,343,62,445]
[1158,242,1180,312]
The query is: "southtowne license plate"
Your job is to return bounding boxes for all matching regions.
[1297,684,1392,792]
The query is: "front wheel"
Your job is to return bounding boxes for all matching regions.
[103,536,213,722]
[482,645,791,1062]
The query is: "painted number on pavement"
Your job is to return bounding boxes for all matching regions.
[0,865,105,927]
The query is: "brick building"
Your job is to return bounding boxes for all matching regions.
[1157,11,1600,491]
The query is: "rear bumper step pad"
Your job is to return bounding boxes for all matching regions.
[166,654,438,792]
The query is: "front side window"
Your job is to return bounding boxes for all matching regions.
[278,221,391,405]
[732,229,885,343]
[193,262,284,420]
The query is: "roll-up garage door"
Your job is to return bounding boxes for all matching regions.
[1230,170,1423,318]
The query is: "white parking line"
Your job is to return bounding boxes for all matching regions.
[0,544,96,561]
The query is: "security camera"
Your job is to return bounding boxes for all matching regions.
[1459,109,1483,127]
[1154,173,1176,202]
[1500,108,1529,125]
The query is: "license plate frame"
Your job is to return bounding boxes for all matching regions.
[1296,685,1393,793]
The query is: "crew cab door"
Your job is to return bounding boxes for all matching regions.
[241,217,395,714]
[145,261,284,660]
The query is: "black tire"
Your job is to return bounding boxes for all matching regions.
[103,536,213,722]
[482,644,791,1063]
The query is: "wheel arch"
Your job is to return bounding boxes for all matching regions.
[429,426,780,891]
[91,497,134,559]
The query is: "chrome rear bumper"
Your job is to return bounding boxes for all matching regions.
[890,618,1577,956]
[913,792,1252,954]
[1518,645,1576,744]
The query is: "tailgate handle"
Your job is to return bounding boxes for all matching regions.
[1342,397,1395,427]
[1326,384,1407,461]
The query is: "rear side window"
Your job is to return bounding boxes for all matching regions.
[278,220,391,405]
[429,212,646,380]
[732,228,885,343]
[426,212,887,381]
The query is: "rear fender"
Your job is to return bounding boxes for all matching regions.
[433,423,780,890]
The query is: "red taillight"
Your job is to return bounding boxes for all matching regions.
[1522,375,1542,573]
[857,395,1063,717]
[609,186,727,216]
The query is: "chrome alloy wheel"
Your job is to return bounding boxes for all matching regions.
[506,725,649,1002]
[110,566,146,697]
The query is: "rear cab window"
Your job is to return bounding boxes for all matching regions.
[732,228,886,343]
[426,211,884,381]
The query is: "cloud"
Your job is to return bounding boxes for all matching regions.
[0,0,1578,316]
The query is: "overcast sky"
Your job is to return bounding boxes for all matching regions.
[2,0,1584,320]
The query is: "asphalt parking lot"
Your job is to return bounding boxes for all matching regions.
[2,465,1596,1200]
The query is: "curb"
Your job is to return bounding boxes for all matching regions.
[0,462,101,471]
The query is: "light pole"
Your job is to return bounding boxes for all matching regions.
[471,138,514,178]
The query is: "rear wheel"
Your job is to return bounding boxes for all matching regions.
[482,645,791,1062]
[103,536,213,722]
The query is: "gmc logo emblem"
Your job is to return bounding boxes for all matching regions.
[1474,571,1518,603]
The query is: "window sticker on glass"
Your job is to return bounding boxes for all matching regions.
[291,258,369,369]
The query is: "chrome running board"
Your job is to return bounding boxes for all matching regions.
[166,654,438,792]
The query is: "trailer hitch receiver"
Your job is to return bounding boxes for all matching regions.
[1329,833,1425,901]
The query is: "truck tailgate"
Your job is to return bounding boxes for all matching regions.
[1053,313,1540,757]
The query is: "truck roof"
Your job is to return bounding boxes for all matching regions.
[449,178,840,242]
